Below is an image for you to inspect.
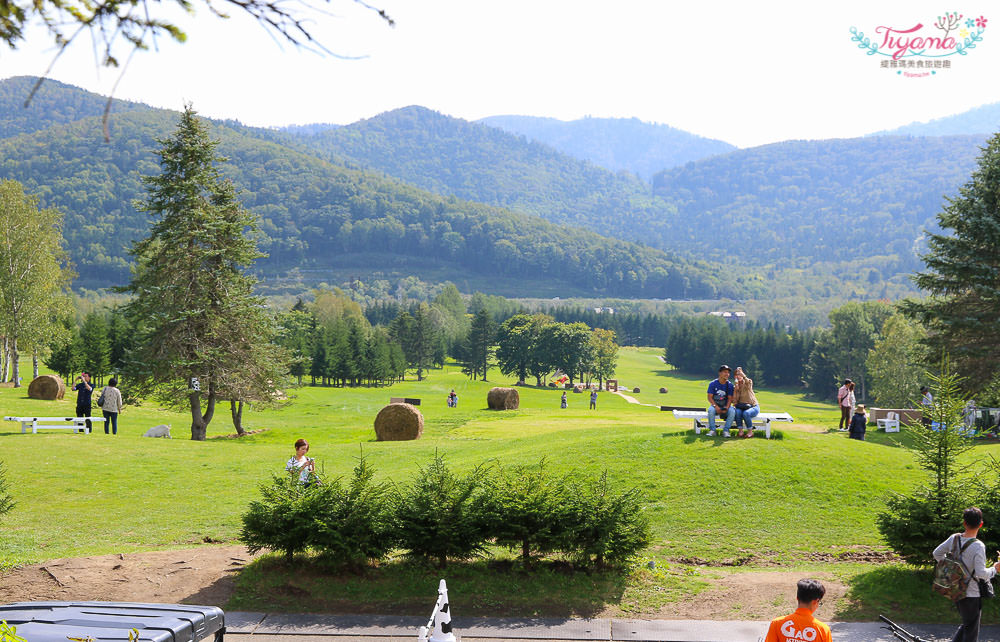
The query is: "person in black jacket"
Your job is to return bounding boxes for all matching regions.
[849,404,868,441]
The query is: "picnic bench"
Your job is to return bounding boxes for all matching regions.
[4,416,106,434]
[671,409,794,439]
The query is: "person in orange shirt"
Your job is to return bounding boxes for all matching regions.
[764,579,832,642]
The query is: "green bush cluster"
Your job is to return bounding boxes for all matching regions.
[876,367,1000,563]
[239,455,649,569]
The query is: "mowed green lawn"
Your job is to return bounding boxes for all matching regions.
[2,347,998,620]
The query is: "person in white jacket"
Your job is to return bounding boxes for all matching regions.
[99,377,124,435]
[933,507,1000,642]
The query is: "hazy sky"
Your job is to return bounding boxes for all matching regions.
[2,0,998,147]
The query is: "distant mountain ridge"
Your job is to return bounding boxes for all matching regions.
[477,115,736,180]
[652,135,986,277]
[278,105,672,238]
[0,77,725,299]
[874,102,1000,137]
[0,75,153,139]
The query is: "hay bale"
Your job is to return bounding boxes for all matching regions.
[28,375,65,400]
[573,386,583,393]
[487,387,520,410]
[659,387,668,394]
[633,387,641,393]
[374,403,424,441]
[516,380,526,387]
[547,382,556,388]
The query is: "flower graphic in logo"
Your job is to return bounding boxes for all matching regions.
[960,28,969,38]
[966,18,975,27]
[976,16,988,28]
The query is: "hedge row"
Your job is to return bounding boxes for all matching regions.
[239,455,649,569]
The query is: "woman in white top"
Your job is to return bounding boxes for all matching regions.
[99,377,124,435]
[285,438,316,485]
[933,507,1000,642]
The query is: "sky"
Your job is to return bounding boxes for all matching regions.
[2,0,999,147]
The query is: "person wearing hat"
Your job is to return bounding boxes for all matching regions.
[706,364,736,437]
[848,403,868,440]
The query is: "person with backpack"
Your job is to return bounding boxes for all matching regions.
[932,507,1000,642]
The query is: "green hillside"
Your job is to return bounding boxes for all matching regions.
[652,135,985,278]
[0,75,152,139]
[875,102,1000,137]
[278,106,679,238]
[0,86,725,298]
[478,114,736,179]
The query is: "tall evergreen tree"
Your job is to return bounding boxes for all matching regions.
[465,307,495,381]
[80,311,111,384]
[121,106,284,440]
[903,132,1000,389]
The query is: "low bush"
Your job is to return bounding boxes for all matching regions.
[392,454,491,568]
[240,472,327,563]
[479,460,567,565]
[311,456,394,569]
[560,471,650,567]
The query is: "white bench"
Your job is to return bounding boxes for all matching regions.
[877,412,901,433]
[672,410,794,439]
[4,416,106,434]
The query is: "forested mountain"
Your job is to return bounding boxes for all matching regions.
[0,76,152,139]
[478,115,736,180]
[278,105,674,236]
[651,136,986,278]
[0,92,725,298]
[875,103,1000,137]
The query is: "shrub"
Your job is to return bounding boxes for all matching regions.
[876,486,969,564]
[560,470,650,567]
[0,461,13,522]
[479,460,567,565]
[392,454,490,568]
[876,365,978,564]
[240,473,327,563]
[311,455,394,569]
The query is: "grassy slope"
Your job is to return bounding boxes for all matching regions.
[2,349,998,621]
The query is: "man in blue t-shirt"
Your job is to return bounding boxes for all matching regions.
[706,364,735,437]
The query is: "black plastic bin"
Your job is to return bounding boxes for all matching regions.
[0,602,225,642]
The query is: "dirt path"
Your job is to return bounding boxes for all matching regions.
[0,546,251,607]
[0,547,852,620]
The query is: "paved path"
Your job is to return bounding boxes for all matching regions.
[226,612,995,642]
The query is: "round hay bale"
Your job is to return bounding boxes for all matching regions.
[659,387,668,394]
[633,387,641,393]
[516,380,526,387]
[573,386,583,393]
[487,387,520,410]
[547,382,556,388]
[28,374,65,400]
[374,403,424,441]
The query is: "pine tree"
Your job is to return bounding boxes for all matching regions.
[903,132,1000,388]
[121,106,285,440]
[80,312,111,384]
[466,308,495,381]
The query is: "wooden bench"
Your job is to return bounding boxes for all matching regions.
[671,410,794,439]
[4,416,106,434]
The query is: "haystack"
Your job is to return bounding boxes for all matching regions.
[572,386,583,393]
[487,387,520,410]
[659,387,668,394]
[28,375,65,400]
[374,403,424,441]
[633,387,641,393]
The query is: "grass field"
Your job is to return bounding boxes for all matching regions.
[2,347,999,621]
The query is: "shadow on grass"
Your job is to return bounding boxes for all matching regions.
[836,564,1000,624]
[228,555,630,618]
